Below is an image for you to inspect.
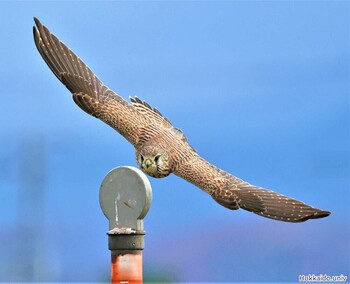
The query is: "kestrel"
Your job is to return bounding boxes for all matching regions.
[33,18,331,222]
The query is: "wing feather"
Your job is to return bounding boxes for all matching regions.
[33,18,148,146]
[130,96,189,143]
[174,153,330,222]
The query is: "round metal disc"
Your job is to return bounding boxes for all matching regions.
[99,166,152,231]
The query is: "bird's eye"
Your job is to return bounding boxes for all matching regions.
[154,155,160,163]
[140,154,144,163]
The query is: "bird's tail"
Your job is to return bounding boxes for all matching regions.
[212,183,331,223]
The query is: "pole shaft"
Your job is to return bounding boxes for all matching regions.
[111,252,143,284]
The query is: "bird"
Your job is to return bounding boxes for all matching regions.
[33,17,331,223]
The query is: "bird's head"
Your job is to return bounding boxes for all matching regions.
[136,145,172,178]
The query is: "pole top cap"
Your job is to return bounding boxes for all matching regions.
[99,166,152,231]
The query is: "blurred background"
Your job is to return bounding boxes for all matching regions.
[0,1,348,283]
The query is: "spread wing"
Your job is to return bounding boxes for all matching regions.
[174,153,331,222]
[33,17,149,146]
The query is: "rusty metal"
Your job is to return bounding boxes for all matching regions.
[111,253,143,284]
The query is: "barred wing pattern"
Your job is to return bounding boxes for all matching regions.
[33,18,146,146]
[174,154,330,222]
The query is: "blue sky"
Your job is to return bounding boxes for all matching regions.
[0,1,349,282]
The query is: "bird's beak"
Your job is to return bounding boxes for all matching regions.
[145,159,152,168]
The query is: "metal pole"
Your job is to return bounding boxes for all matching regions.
[99,166,152,284]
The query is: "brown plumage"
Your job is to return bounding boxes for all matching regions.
[33,18,331,222]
